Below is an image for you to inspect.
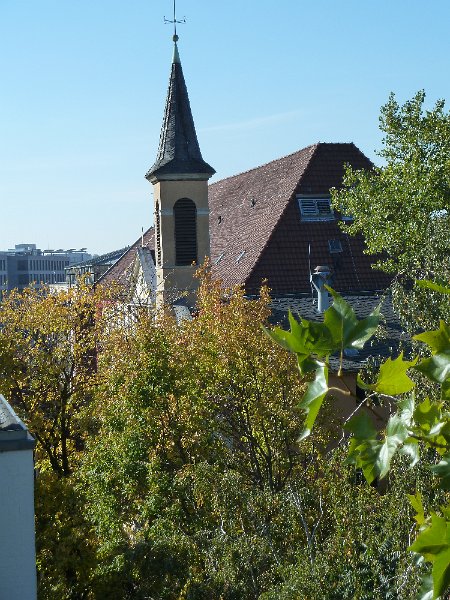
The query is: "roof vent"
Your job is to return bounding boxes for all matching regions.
[218,215,222,224]
[328,239,343,253]
[236,251,246,264]
[250,198,256,207]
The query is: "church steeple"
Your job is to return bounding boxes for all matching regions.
[146,36,215,182]
[146,32,214,308]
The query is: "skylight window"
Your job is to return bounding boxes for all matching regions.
[215,252,225,265]
[298,197,334,221]
[328,239,343,253]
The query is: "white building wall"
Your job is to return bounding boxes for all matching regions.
[0,398,37,600]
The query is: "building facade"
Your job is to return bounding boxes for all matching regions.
[0,395,36,600]
[0,244,91,294]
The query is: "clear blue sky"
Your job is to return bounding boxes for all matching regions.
[1,0,449,255]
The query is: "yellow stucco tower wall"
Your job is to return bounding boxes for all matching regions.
[153,179,210,305]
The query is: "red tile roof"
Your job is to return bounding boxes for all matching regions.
[99,143,391,295]
[98,227,155,288]
[210,143,391,294]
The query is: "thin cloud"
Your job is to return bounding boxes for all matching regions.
[199,109,305,133]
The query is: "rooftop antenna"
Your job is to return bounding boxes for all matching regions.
[164,0,186,41]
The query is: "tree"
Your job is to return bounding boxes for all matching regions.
[332,91,450,330]
[81,274,312,597]
[0,284,102,599]
[266,283,450,599]
[0,284,100,475]
[0,284,101,475]
[79,274,427,598]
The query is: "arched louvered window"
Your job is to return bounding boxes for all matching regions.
[174,198,197,266]
[155,201,161,267]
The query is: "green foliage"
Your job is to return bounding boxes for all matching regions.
[332,91,450,332]
[0,283,109,598]
[265,289,382,435]
[332,91,450,275]
[80,274,311,597]
[77,274,424,598]
[35,471,97,599]
[0,284,100,475]
[2,273,443,598]
[267,284,450,598]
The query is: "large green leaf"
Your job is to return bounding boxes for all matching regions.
[442,380,450,402]
[359,352,417,396]
[398,394,415,425]
[414,398,443,434]
[263,324,307,355]
[298,364,329,439]
[432,548,450,600]
[401,439,420,467]
[345,410,378,439]
[346,413,409,483]
[264,312,335,374]
[431,455,450,490]
[408,492,426,526]
[378,415,410,477]
[324,287,381,350]
[414,321,450,354]
[288,312,335,356]
[416,351,450,385]
[410,513,450,599]
[417,280,450,295]
[417,575,434,600]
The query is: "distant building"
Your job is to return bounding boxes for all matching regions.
[0,244,91,294]
[65,246,129,287]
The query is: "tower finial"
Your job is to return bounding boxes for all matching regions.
[164,0,185,41]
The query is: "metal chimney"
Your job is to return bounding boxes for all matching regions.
[310,265,331,313]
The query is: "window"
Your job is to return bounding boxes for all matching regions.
[328,239,343,253]
[18,274,29,285]
[174,198,197,266]
[298,197,334,221]
[17,259,28,271]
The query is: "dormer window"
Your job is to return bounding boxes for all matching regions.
[298,196,334,221]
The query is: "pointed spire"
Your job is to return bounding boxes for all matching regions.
[146,37,215,182]
[172,34,180,64]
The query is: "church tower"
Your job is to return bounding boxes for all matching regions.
[145,34,215,307]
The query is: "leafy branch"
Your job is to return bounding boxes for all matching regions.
[265,282,450,599]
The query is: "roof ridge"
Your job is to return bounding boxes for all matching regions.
[97,227,154,285]
[209,143,320,187]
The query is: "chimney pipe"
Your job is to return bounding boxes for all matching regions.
[310,265,331,313]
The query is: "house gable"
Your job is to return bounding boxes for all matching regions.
[245,143,392,294]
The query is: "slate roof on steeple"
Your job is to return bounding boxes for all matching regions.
[146,40,215,181]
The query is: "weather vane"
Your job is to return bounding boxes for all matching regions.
[164,0,186,41]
